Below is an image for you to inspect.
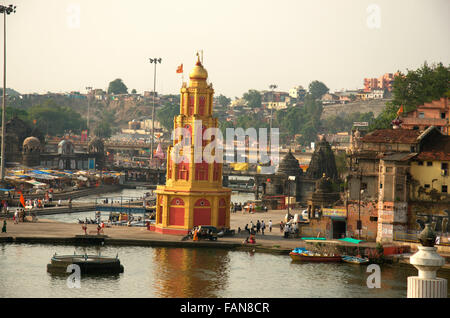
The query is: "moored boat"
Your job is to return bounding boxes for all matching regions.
[289,248,341,262]
[342,255,369,264]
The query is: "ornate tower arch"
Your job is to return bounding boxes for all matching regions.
[153,57,231,235]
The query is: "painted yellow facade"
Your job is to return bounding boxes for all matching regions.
[152,57,231,235]
[410,160,450,199]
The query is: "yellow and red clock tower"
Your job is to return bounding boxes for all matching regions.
[152,57,231,235]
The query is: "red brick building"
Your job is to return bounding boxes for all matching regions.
[363,73,397,92]
[400,97,449,135]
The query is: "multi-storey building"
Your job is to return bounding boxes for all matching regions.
[348,126,449,242]
[400,97,449,135]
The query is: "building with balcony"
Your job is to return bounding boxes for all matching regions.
[400,97,449,135]
[348,126,449,242]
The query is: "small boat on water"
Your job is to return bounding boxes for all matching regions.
[289,248,342,262]
[342,255,369,264]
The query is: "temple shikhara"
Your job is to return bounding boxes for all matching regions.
[152,57,231,235]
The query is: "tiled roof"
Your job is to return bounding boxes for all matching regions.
[361,129,421,144]
[415,134,450,161]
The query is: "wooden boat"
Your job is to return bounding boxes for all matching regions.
[289,251,342,262]
[342,255,369,264]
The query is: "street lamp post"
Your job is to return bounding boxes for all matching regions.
[149,58,162,160]
[86,86,92,137]
[357,169,363,239]
[0,4,16,182]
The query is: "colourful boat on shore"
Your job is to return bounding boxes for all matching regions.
[289,248,342,262]
[342,255,369,264]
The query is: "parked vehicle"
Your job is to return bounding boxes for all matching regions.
[196,226,218,241]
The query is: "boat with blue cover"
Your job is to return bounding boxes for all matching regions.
[341,255,369,264]
[289,247,342,262]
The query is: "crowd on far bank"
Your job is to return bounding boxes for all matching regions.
[238,217,301,244]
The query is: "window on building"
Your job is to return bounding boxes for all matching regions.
[441,112,446,119]
[427,161,433,166]
[424,184,430,189]
[442,185,448,193]
[442,163,449,176]
[361,182,368,190]
[419,112,425,118]
[380,183,383,189]
[370,216,378,222]
[418,161,424,166]
[385,167,393,173]
[195,162,209,181]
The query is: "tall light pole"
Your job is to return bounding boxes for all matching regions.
[0,4,16,182]
[149,57,161,160]
[357,169,363,239]
[86,86,92,138]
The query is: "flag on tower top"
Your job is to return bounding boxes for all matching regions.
[176,64,183,73]
[397,105,403,116]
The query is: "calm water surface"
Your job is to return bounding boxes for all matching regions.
[2,243,448,298]
[44,189,255,223]
[6,188,449,298]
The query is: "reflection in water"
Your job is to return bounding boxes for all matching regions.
[0,243,449,298]
[152,248,230,297]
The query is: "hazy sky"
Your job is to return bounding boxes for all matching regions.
[3,0,450,98]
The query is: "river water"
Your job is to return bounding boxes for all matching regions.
[3,188,449,298]
[43,188,255,223]
[3,243,448,298]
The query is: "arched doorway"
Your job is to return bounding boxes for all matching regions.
[193,198,211,226]
[169,197,185,226]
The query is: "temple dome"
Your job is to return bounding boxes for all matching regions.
[277,150,302,176]
[189,59,208,80]
[22,136,41,153]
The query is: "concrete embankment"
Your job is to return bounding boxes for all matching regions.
[4,204,95,217]
[2,184,122,204]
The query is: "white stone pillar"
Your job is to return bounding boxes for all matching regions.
[407,246,447,298]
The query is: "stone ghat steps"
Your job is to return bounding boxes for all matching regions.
[5,204,95,216]
[1,184,122,203]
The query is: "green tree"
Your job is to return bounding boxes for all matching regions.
[156,102,179,132]
[131,88,137,94]
[0,106,29,123]
[93,120,112,138]
[308,81,329,100]
[28,100,86,136]
[370,62,450,130]
[107,78,128,95]
[242,89,262,108]
[217,94,231,108]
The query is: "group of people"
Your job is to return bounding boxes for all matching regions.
[81,219,107,235]
[13,208,26,224]
[231,202,243,213]
[232,202,268,214]
[243,219,271,235]
[280,221,299,239]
